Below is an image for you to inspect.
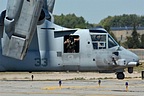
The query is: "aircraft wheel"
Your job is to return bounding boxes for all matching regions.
[128,67,133,74]
[117,72,125,79]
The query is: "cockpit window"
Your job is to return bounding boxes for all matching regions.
[91,34,106,49]
[91,35,106,41]
[108,35,118,48]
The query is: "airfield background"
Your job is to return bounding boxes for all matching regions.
[130,49,144,61]
[110,27,144,61]
[111,27,144,43]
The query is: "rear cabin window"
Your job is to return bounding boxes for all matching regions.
[64,35,79,53]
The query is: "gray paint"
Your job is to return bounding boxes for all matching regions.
[0,0,140,79]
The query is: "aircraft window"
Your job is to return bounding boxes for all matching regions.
[64,35,79,53]
[91,35,106,41]
[91,34,106,49]
[92,43,98,49]
[108,35,118,48]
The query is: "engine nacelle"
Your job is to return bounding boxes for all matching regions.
[4,17,15,32]
[5,0,23,20]
[0,10,6,37]
[4,0,24,33]
[2,0,44,60]
[0,10,6,24]
[37,9,45,25]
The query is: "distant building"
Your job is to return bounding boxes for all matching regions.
[110,27,144,43]
[110,27,144,61]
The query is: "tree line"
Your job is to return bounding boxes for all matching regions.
[54,14,95,29]
[99,14,144,27]
[54,14,144,49]
[123,24,144,49]
[100,15,144,49]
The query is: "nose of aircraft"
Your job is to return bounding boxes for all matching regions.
[133,53,139,62]
[119,47,139,66]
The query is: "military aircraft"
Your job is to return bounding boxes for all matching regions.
[0,0,140,79]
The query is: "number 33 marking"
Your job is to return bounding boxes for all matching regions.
[35,58,48,67]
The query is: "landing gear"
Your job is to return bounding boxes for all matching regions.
[117,72,125,79]
[128,67,133,74]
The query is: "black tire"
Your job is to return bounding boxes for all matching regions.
[117,72,125,79]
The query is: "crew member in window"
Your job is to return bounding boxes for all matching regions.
[64,37,75,53]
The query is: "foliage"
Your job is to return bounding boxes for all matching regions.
[54,13,144,48]
[131,25,141,48]
[124,37,133,48]
[99,14,144,48]
[99,14,143,27]
[124,24,142,49]
[54,14,144,29]
[54,14,95,28]
[140,34,144,48]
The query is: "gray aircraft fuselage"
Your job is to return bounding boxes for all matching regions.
[0,20,139,73]
[0,0,140,79]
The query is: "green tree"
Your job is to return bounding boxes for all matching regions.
[99,16,112,27]
[54,14,95,28]
[125,24,140,48]
[131,24,140,48]
[99,14,142,27]
[140,34,144,48]
[124,37,133,48]
[104,25,111,32]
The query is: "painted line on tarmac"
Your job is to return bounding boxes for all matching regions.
[42,85,106,90]
[0,91,75,95]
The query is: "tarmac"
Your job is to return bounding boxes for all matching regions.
[0,72,144,96]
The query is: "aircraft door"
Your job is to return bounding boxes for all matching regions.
[62,35,80,70]
[90,33,110,69]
